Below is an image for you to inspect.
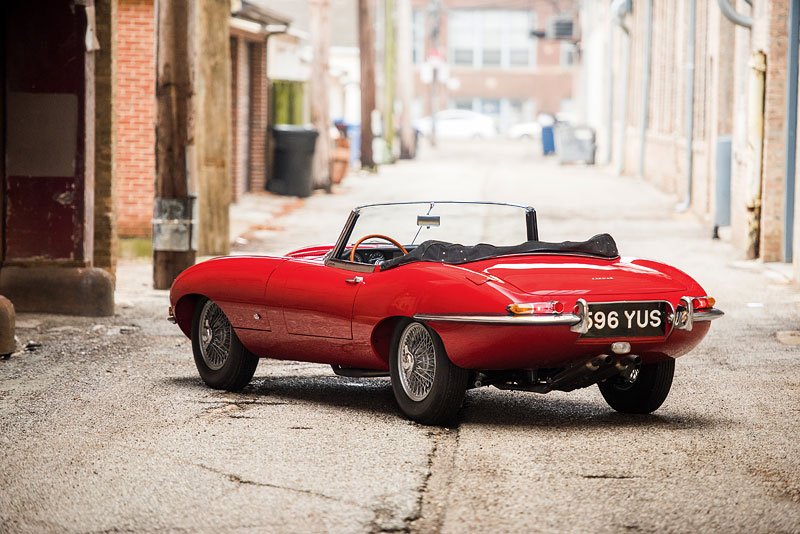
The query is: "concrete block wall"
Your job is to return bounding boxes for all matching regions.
[115,0,156,238]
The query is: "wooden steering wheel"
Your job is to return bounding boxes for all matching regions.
[349,234,409,262]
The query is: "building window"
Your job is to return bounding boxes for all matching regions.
[449,11,476,66]
[508,15,532,66]
[560,42,576,66]
[412,9,426,64]
[447,9,535,69]
[482,12,503,67]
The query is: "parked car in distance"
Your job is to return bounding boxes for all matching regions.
[508,121,542,140]
[169,201,724,426]
[414,109,497,140]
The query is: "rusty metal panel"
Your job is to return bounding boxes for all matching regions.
[5,177,82,260]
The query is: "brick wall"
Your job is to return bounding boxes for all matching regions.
[116,0,155,238]
[249,41,268,192]
[758,0,789,261]
[615,0,723,220]
[231,36,251,201]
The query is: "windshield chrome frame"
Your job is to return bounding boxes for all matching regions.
[324,201,538,270]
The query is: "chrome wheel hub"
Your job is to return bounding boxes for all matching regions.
[198,300,232,371]
[397,323,436,402]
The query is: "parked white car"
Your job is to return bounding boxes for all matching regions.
[507,121,542,140]
[414,109,497,140]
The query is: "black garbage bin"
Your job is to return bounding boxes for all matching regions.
[268,125,318,197]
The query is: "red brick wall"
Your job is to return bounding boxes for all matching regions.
[759,0,789,261]
[231,36,251,200]
[116,0,155,238]
[249,41,268,192]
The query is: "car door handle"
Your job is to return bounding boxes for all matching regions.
[345,276,364,285]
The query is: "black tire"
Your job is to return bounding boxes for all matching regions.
[598,359,675,414]
[191,298,259,391]
[389,321,469,426]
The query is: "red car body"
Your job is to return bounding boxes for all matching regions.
[168,202,722,424]
[170,248,712,370]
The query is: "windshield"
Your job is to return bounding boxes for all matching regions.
[345,202,532,248]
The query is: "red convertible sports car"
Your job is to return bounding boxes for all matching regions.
[169,201,723,425]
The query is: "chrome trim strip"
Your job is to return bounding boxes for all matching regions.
[355,200,533,211]
[694,308,724,321]
[414,313,581,325]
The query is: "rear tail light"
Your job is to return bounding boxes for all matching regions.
[692,296,715,310]
[508,301,565,315]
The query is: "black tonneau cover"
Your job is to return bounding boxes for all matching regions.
[380,234,619,270]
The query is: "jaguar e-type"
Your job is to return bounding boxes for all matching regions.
[168,202,723,425]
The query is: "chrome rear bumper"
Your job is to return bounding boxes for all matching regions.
[413,313,580,325]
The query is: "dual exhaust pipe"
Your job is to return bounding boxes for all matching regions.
[546,353,641,393]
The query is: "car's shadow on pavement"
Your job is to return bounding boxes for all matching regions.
[460,389,717,430]
[169,374,718,430]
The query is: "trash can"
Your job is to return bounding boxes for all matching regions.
[541,126,555,155]
[268,125,318,197]
[346,123,361,165]
[554,124,596,164]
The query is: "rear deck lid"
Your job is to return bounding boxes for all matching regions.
[478,256,690,296]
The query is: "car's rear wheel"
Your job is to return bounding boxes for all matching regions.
[192,298,259,391]
[389,321,469,425]
[598,359,675,414]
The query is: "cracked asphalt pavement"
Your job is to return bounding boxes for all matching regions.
[1,141,799,532]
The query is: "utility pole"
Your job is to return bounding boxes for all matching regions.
[154,0,195,289]
[383,0,396,161]
[396,0,414,158]
[359,0,377,170]
[310,0,332,189]
[195,0,232,256]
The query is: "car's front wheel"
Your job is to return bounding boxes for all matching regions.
[389,321,469,425]
[191,298,259,391]
[598,359,675,414]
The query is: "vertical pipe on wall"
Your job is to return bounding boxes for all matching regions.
[783,0,799,262]
[604,11,615,165]
[679,0,697,211]
[614,20,630,176]
[637,0,653,178]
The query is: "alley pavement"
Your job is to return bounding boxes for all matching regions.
[1,140,799,533]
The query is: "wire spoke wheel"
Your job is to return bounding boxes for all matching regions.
[397,322,437,401]
[198,300,232,371]
[390,320,469,425]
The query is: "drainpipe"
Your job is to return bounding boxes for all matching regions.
[612,0,631,176]
[637,0,653,179]
[716,0,753,29]
[604,10,614,165]
[783,0,799,262]
[746,52,766,259]
[678,0,697,212]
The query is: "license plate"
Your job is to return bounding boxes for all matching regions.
[580,301,668,338]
